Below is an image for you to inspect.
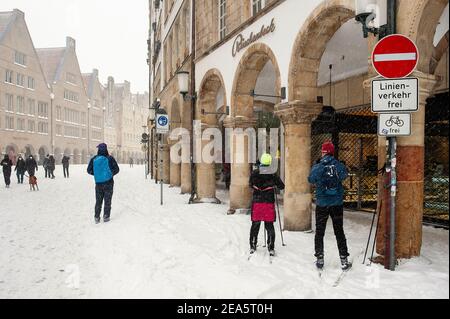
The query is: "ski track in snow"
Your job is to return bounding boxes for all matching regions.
[0,166,448,299]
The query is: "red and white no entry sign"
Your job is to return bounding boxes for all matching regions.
[372,34,419,79]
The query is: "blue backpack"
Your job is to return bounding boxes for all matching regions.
[321,163,340,195]
[93,156,113,184]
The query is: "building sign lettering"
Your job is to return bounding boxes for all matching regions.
[232,18,276,57]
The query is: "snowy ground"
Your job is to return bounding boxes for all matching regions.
[0,165,448,299]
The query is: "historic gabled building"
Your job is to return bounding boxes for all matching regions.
[0,9,52,164]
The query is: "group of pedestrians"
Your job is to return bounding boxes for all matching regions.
[249,141,351,271]
[1,154,38,187]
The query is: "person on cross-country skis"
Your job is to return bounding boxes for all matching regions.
[249,153,285,257]
[15,154,26,184]
[1,154,13,188]
[87,143,120,224]
[308,141,351,271]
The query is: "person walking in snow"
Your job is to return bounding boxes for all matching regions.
[129,157,134,168]
[15,155,26,184]
[43,154,50,178]
[87,143,120,224]
[48,155,56,179]
[1,154,13,188]
[308,141,351,271]
[62,156,70,178]
[25,155,38,178]
[249,153,285,257]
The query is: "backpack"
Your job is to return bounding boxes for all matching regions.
[320,162,340,195]
[93,156,113,184]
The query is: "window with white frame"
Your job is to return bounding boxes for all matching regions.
[56,105,62,121]
[92,130,102,141]
[81,128,87,139]
[16,73,25,87]
[27,76,35,89]
[252,0,265,16]
[28,120,35,132]
[5,94,14,112]
[92,115,102,128]
[14,51,26,66]
[38,122,49,134]
[219,0,226,40]
[66,72,77,85]
[5,70,14,83]
[17,118,25,131]
[64,89,79,103]
[81,112,86,125]
[5,115,14,130]
[27,99,35,116]
[56,124,62,136]
[38,101,49,118]
[16,96,25,114]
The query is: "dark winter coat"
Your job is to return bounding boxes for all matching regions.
[308,155,348,207]
[62,156,70,168]
[15,158,26,174]
[26,157,38,176]
[249,166,285,223]
[1,157,13,175]
[48,156,56,170]
[87,149,120,185]
[43,157,49,169]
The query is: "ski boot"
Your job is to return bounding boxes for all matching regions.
[316,255,325,270]
[340,256,352,271]
[95,217,101,224]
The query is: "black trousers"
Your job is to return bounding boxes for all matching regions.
[250,221,275,250]
[45,168,49,178]
[3,172,11,186]
[315,205,349,258]
[49,169,55,178]
[63,166,69,178]
[16,172,24,184]
[95,181,114,219]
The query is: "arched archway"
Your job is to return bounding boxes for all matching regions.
[38,146,49,165]
[196,69,228,202]
[5,144,19,164]
[227,43,282,212]
[73,149,80,164]
[82,150,88,164]
[54,147,63,164]
[24,145,36,159]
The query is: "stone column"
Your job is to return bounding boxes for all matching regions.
[162,144,170,184]
[275,101,322,231]
[180,136,192,194]
[195,124,220,203]
[169,139,181,187]
[368,72,437,259]
[224,116,257,214]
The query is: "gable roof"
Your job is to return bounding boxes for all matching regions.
[36,47,66,84]
[0,11,14,42]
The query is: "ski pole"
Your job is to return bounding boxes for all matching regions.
[363,204,379,264]
[274,188,286,247]
[370,200,383,266]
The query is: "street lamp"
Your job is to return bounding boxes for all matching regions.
[355,0,389,38]
[50,92,55,155]
[87,101,91,162]
[177,71,196,101]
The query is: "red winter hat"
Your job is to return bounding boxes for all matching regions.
[322,141,335,155]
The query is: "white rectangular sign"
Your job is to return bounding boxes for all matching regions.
[378,113,411,137]
[372,78,418,113]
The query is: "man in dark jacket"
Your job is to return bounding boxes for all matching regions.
[48,155,56,179]
[88,143,120,224]
[62,156,70,178]
[249,153,285,257]
[1,155,13,188]
[43,155,50,178]
[15,155,26,184]
[26,155,38,177]
[308,142,350,270]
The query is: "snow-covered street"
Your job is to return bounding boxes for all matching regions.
[0,165,448,299]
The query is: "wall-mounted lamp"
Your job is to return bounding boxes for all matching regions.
[201,106,230,116]
[177,71,197,101]
[355,0,389,38]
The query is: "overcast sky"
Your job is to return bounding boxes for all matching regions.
[1,0,149,93]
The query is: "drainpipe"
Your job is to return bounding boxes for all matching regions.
[189,0,197,204]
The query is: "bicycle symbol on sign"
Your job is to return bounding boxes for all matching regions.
[385,116,405,128]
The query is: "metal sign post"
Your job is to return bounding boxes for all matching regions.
[159,137,164,206]
[156,113,169,206]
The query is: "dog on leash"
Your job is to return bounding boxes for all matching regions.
[29,175,39,191]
